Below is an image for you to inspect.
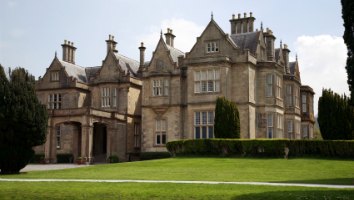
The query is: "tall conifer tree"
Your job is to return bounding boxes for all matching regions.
[214,97,240,138]
[341,0,354,104]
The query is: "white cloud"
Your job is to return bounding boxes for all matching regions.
[294,35,349,115]
[138,18,204,59]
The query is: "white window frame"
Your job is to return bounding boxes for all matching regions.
[152,79,169,96]
[134,123,140,148]
[267,113,273,138]
[56,126,61,149]
[286,84,293,107]
[155,119,167,145]
[302,94,307,113]
[276,75,282,99]
[51,71,59,81]
[277,114,283,130]
[206,41,219,53]
[48,94,62,109]
[112,88,117,108]
[194,111,214,139]
[266,74,273,97]
[194,69,220,94]
[101,87,111,108]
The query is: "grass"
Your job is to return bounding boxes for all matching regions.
[0,182,353,200]
[3,157,354,185]
[1,157,353,199]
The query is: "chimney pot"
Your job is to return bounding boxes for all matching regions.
[244,12,247,18]
[238,13,241,18]
[250,12,253,17]
[232,14,235,19]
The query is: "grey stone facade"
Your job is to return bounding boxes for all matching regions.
[35,13,315,161]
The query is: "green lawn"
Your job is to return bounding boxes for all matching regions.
[3,157,354,185]
[1,157,354,199]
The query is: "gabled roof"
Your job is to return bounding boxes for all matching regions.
[289,62,296,75]
[230,31,260,54]
[85,66,100,83]
[114,53,139,76]
[166,44,184,63]
[59,60,87,83]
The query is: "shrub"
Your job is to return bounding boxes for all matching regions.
[166,139,354,158]
[214,97,240,138]
[139,152,171,160]
[57,154,74,163]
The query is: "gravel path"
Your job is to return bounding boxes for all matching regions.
[0,178,353,189]
[21,164,90,172]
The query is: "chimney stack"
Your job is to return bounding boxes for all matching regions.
[164,28,176,47]
[263,28,276,61]
[230,12,256,34]
[282,43,290,73]
[139,42,146,67]
[106,34,118,53]
[61,40,77,64]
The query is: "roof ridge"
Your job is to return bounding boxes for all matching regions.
[115,52,139,63]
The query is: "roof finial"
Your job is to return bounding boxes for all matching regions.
[280,40,283,48]
[211,11,214,20]
[55,51,57,58]
[260,22,263,31]
[296,54,298,61]
[160,30,163,38]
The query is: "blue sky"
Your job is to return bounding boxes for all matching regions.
[0,0,348,113]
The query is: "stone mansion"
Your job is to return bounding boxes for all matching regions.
[34,13,315,163]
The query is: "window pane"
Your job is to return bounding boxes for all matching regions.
[162,134,166,144]
[201,81,207,92]
[201,71,207,80]
[208,112,214,124]
[156,134,161,144]
[195,112,200,125]
[202,112,207,124]
[195,127,200,139]
[202,127,207,138]
[208,127,213,138]
[207,80,214,92]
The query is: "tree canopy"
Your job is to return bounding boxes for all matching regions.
[318,89,354,140]
[341,0,354,104]
[0,66,48,174]
[214,96,240,138]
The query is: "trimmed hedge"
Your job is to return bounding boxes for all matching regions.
[166,139,354,158]
[140,152,171,160]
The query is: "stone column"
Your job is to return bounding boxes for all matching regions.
[44,126,52,163]
[81,125,93,163]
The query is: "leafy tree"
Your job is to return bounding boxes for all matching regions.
[318,89,354,140]
[341,0,354,104]
[214,96,240,138]
[0,66,48,174]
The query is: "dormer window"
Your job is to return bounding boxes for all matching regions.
[51,71,59,81]
[206,41,219,53]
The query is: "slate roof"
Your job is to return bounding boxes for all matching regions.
[230,31,260,54]
[59,60,87,83]
[114,53,139,76]
[166,45,184,63]
[85,66,101,83]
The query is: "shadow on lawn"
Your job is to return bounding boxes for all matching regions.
[232,189,354,200]
[273,178,354,186]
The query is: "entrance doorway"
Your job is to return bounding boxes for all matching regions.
[93,123,107,162]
